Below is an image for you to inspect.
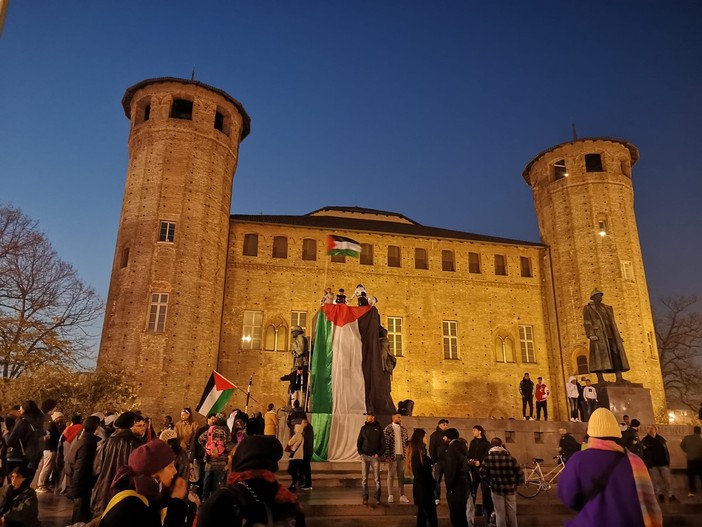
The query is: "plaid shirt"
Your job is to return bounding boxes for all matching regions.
[383,422,408,460]
[479,447,522,495]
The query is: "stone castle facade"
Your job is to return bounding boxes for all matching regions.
[98,78,666,421]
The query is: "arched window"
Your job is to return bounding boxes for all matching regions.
[264,318,288,352]
[495,335,515,363]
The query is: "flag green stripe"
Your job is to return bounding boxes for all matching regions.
[328,248,360,257]
[311,413,332,461]
[312,310,333,460]
[210,389,234,414]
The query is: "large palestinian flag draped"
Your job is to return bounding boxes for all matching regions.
[311,304,395,461]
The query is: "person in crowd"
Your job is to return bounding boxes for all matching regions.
[98,414,117,441]
[384,411,409,503]
[642,424,678,503]
[300,418,314,490]
[190,413,216,499]
[534,377,550,421]
[197,416,231,500]
[558,408,662,527]
[357,412,385,506]
[286,424,305,492]
[582,379,598,422]
[443,428,469,527]
[558,428,581,464]
[407,428,437,527]
[622,419,644,458]
[2,417,19,483]
[231,419,247,445]
[286,400,307,436]
[132,415,148,444]
[467,425,493,526]
[56,414,82,494]
[251,412,265,436]
[91,411,143,515]
[479,438,521,527]
[681,426,702,497]
[264,404,278,437]
[160,429,189,483]
[428,418,449,505]
[6,401,45,481]
[197,435,306,526]
[0,466,39,527]
[65,415,101,523]
[175,408,198,453]
[519,373,534,420]
[566,376,580,422]
[98,440,189,526]
[159,416,175,435]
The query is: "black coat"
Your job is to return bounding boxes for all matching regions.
[6,414,44,468]
[429,428,448,464]
[357,422,385,457]
[642,434,670,468]
[65,432,101,499]
[98,493,188,527]
[411,449,435,507]
[444,440,469,493]
[559,434,581,463]
[91,429,143,513]
[302,424,314,457]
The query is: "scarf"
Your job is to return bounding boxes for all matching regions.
[227,469,300,507]
[587,438,662,527]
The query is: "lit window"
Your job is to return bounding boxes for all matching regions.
[468,252,481,274]
[291,311,307,332]
[170,99,193,120]
[495,254,507,276]
[272,236,288,258]
[387,317,403,357]
[598,219,608,237]
[159,222,176,243]
[585,153,603,172]
[442,250,455,272]
[147,293,168,333]
[415,248,428,270]
[360,243,374,265]
[495,335,514,363]
[388,246,401,268]
[554,159,568,180]
[242,310,263,350]
[302,239,317,261]
[519,325,536,363]
[621,260,634,282]
[243,234,258,256]
[443,320,458,360]
[520,256,533,277]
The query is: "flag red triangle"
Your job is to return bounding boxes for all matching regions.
[213,371,237,391]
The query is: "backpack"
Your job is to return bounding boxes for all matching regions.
[207,482,298,527]
[205,426,226,458]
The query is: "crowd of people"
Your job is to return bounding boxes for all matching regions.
[0,400,306,526]
[518,372,603,423]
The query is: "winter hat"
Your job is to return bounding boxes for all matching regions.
[444,428,460,441]
[103,414,117,427]
[587,408,622,439]
[51,411,64,421]
[159,429,178,442]
[231,436,283,473]
[114,411,136,429]
[112,440,175,500]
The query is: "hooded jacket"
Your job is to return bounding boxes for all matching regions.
[566,376,579,398]
[91,428,143,514]
[357,421,385,457]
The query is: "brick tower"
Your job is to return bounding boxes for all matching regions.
[98,78,250,415]
[522,138,665,419]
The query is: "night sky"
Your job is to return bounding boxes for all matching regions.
[1,2,700,344]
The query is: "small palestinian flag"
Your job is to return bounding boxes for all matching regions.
[196,371,237,417]
[311,304,395,461]
[326,235,361,257]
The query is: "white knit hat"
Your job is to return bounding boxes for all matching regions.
[587,408,622,438]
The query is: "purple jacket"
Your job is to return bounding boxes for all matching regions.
[558,448,644,527]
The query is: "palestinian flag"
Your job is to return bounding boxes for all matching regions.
[326,235,361,257]
[196,371,237,417]
[311,304,395,461]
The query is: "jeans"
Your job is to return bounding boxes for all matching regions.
[361,455,381,500]
[521,397,533,418]
[569,398,579,420]
[492,493,518,527]
[387,455,405,498]
[535,400,548,420]
[585,399,597,421]
[202,468,225,500]
[433,462,445,499]
[649,466,673,497]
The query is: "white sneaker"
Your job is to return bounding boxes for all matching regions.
[388,495,394,503]
[399,495,409,503]
[435,499,440,505]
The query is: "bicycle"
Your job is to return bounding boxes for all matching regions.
[517,455,565,498]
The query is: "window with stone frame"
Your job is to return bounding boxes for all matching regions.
[415,248,429,270]
[519,324,536,363]
[264,318,288,352]
[147,293,169,333]
[302,239,317,261]
[170,98,193,120]
[360,243,374,265]
[443,320,458,360]
[553,159,568,180]
[520,256,533,277]
[442,250,455,272]
[243,233,258,256]
[387,316,403,357]
[388,245,401,268]
[272,236,288,258]
[621,260,634,282]
[242,310,263,350]
[585,153,604,172]
[495,254,507,276]
[291,311,307,333]
[159,221,176,243]
[468,252,481,274]
[495,335,515,363]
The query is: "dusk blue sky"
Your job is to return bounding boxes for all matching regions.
[1,2,701,350]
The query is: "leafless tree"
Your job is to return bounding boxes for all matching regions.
[654,295,702,411]
[0,205,103,378]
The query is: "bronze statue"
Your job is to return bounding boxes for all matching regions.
[290,326,309,370]
[583,289,630,383]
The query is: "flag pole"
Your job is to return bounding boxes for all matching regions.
[245,374,253,413]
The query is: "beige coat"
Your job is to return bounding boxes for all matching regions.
[264,410,278,436]
[287,424,304,460]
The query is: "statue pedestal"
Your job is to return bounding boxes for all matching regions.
[596,383,654,426]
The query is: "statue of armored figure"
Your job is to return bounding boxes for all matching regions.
[583,288,630,383]
[290,325,309,370]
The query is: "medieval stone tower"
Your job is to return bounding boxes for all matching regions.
[522,138,666,419]
[98,78,250,414]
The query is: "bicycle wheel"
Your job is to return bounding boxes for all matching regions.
[517,468,542,498]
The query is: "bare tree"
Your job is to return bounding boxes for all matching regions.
[0,205,103,378]
[654,295,702,410]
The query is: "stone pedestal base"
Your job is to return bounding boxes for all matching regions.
[596,384,654,426]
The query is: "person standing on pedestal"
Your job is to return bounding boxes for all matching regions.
[583,289,631,383]
[583,379,598,422]
[535,377,550,421]
[519,373,534,420]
